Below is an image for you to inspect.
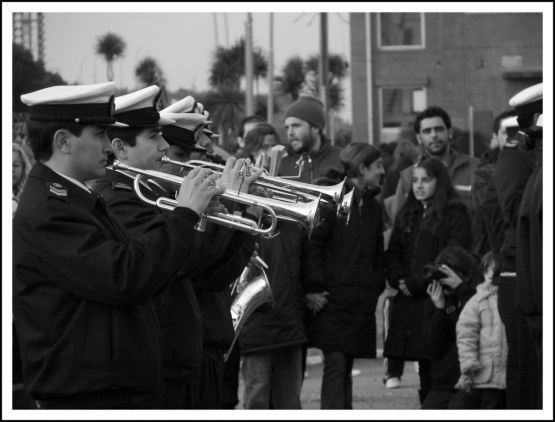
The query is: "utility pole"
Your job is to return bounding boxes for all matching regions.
[319,13,331,140]
[267,13,274,124]
[245,13,254,115]
[224,13,230,47]
[213,13,220,47]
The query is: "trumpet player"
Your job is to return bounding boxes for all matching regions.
[93,89,260,409]
[158,97,263,408]
[13,83,223,409]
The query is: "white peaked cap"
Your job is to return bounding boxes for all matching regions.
[114,85,174,126]
[21,81,116,106]
[159,112,207,131]
[509,83,542,108]
[161,96,196,114]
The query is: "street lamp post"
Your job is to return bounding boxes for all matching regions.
[245,13,254,115]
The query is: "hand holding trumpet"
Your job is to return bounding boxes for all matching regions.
[219,157,264,194]
[176,167,225,216]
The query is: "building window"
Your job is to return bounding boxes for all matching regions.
[378,13,425,50]
[379,86,427,142]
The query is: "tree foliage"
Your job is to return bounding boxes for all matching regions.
[13,43,66,112]
[276,54,349,111]
[134,56,169,106]
[207,38,268,145]
[95,32,126,81]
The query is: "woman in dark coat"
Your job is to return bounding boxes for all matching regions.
[304,143,387,409]
[384,158,472,405]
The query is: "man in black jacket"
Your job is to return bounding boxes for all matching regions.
[13,82,222,409]
[93,91,258,408]
[279,95,343,184]
[159,97,261,408]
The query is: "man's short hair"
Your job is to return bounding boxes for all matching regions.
[413,106,452,133]
[26,120,86,162]
[106,126,146,147]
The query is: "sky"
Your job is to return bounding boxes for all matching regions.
[42,12,352,94]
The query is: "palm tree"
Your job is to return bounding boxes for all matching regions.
[135,57,168,106]
[95,33,126,82]
[305,53,349,111]
[208,38,268,146]
[274,56,305,101]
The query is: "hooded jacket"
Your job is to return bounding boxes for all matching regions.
[456,282,508,390]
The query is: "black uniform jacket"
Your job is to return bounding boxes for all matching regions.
[304,186,386,358]
[94,169,255,370]
[13,162,200,400]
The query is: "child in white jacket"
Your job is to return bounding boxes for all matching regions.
[454,252,508,409]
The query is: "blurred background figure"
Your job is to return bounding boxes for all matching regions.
[238,123,280,168]
[237,114,266,153]
[470,110,518,258]
[12,142,33,215]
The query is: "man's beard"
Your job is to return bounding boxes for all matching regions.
[291,132,315,154]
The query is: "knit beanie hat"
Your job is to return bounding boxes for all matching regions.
[284,95,326,130]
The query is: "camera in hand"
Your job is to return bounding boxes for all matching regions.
[422,264,447,283]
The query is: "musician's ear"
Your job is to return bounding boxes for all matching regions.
[111,138,128,160]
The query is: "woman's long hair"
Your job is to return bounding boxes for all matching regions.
[13,142,33,199]
[236,123,280,162]
[395,158,463,235]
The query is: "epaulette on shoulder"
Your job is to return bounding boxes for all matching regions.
[47,182,68,198]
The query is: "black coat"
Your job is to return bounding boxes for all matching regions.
[304,187,386,358]
[278,136,343,183]
[493,146,535,271]
[239,221,308,354]
[13,163,200,400]
[384,201,472,361]
[94,169,254,381]
[425,282,475,391]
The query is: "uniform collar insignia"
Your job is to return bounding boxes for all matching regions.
[48,182,68,197]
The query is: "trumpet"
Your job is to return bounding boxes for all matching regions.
[161,156,354,222]
[110,160,321,237]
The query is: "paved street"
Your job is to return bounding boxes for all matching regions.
[236,349,421,410]
[236,292,421,410]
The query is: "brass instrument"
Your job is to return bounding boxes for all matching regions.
[161,156,354,222]
[224,256,274,361]
[111,160,321,237]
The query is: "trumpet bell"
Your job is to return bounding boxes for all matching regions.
[224,267,274,361]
